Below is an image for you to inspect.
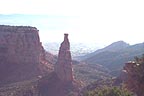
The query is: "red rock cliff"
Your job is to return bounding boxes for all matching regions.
[55,33,73,82]
[0,25,41,64]
[0,25,50,83]
[122,55,144,96]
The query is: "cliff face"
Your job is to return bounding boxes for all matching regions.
[0,25,51,83]
[55,33,73,82]
[0,32,80,96]
[122,56,144,96]
[0,25,41,64]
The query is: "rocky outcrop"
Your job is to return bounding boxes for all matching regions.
[0,25,41,64]
[0,25,51,84]
[0,28,80,95]
[122,55,144,96]
[55,33,73,82]
[37,34,81,96]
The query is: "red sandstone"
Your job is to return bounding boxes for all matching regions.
[55,33,73,82]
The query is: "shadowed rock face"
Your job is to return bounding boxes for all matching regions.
[121,55,144,96]
[37,34,81,96]
[38,72,81,96]
[0,25,50,84]
[55,34,73,82]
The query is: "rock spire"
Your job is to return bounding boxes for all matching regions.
[55,33,73,82]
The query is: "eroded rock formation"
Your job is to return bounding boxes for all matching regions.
[0,27,81,95]
[55,33,73,82]
[0,25,51,84]
[0,25,41,64]
[122,55,144,96]
[38,34,81,96]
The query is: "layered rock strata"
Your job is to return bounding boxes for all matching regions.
[0,25,50,83]
[0,25,41,64]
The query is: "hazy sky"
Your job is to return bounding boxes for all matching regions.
[0,0,144,46]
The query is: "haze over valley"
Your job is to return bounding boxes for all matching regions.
[0,0,144,96]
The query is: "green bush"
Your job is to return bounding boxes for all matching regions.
[84,86,134,96]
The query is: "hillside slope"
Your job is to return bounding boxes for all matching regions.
[79,41,129,60]
[83,42,144,75]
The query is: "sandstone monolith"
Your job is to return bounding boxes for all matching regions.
[55,33,73,82]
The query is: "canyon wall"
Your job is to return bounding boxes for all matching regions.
[0,25,49,83]
[0,25,41,64]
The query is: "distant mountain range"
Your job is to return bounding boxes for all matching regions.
[44,42,99,57]
[77,41,130,60]
[81,41,144,76]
